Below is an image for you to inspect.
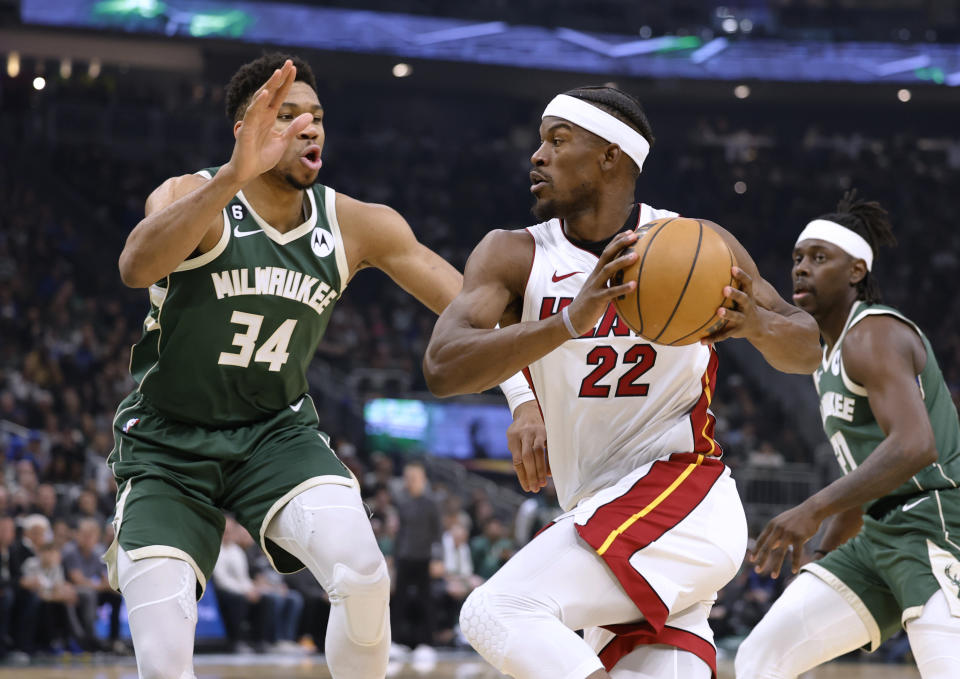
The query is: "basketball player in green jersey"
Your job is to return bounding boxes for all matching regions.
[108,55,540,679]
[736,193,960,678]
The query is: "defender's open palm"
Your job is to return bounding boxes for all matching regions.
[226,60,313,185]
[565,231,638,335]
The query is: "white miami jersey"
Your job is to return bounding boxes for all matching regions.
[521,204,722,510]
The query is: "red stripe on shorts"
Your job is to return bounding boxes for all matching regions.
[575,452,725,632]
[598,624,717,678]
[689,347,722,457]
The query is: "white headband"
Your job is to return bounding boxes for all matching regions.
[796,219,874,271]
[542,94,651,172]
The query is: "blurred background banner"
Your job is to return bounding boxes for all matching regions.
[19,0,960,84]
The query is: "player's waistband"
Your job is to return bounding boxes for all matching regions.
[866,490,928,521]
[132,391,310,431]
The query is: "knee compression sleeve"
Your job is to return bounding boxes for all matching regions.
[265,484,390,646]
[906,591,960,679]
[735,573,870,679]
[459,585,603,679]
[459,588,511,669]
[118,548,197,679]
[609,645,711,679]
[329,561,390,646]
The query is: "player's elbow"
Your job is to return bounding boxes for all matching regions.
[422,350,456,398]
[118,250,152,288]
[915,433,939,469]
[901,430,938,472]
[118,251,142,288]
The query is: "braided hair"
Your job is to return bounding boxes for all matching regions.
[225,53,318,123]
[562,86,654,177]
[816,190,897,303]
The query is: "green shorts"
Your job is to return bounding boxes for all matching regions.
[802,487,960,651]
[104,391,355,597]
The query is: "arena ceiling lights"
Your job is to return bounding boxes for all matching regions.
[20,0,960,87]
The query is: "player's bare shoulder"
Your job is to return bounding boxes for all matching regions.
[332,191,413,272]
[842,313,926,378]
[145,174,210,215]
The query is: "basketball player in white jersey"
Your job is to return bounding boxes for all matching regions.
[423,86,821,679]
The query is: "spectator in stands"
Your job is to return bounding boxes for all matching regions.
[469,517,514,580]
[440,494,472,535]
[0,516,30,660]
[74,489,106,526]
[51,518,72,550]
[248,548,305,654]
[747,441,787,468]
[466,490,495,540]
[393,460,442,653]
[212,517,274,653]
[20,514,51,554]
[285,568,329,653]
[19,542,83,653]
[13,461,38,502]
[436,519,480,645]
[369,483,399,562]
[63,518,123,652]
[31,483,60,522]
[513,479,562,546]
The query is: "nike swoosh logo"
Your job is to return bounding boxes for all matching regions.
[289,397,305,412]
[902,497,929,512]
[552,271,584,282]
[234,225,263,238]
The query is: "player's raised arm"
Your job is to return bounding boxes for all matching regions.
[334,193,463,313]
[336,195,548,490]
[423,228,639,397]
[118,60,312,288]
[699,220,821,373]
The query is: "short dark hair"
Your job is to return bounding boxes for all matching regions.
[225,53,318,123]
[403,458,426,472]
[816,190,897,304]
[562,85,654,177]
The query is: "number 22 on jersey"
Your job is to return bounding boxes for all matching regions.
[579,343,657,398]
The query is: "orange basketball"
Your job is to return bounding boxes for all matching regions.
[613,217,737,345]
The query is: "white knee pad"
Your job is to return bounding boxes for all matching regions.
[118,549,197,679]
[459,588,511,670]
[329,560,390,647]
[735,572,869,679]
[906,590,960,679]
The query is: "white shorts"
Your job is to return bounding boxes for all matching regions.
[561,453,747,673]
[516,453,747,674]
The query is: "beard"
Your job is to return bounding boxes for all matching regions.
[530,181,594,222]
[283,171,316,191]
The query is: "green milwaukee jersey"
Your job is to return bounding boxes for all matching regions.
[814,301,960,512]
[128,167,348,426]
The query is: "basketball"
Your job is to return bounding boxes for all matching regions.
[614,217,737,346]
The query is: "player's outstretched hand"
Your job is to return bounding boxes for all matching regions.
[224,59,314,186]
[700,267,757,344]
[508,401,549,493]
[750,503,822,578]
[565,230,638,336]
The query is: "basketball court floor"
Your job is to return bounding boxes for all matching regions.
[0,651,921,678]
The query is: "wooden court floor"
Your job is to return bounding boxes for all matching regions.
[0,653,921,678]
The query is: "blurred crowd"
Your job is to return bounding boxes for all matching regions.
[0,69,958,661]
